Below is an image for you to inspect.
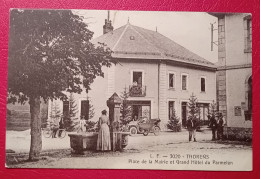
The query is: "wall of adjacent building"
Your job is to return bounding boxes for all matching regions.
[225,14,252,66]
[216,13,252,132]
[226,68,252,128]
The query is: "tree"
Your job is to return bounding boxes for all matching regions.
[120,87,132,126]
[209,100,218,118]
[88,98,95,120]
[7,9,114,160]
[167,109,181,132]
[63,93,78,131]
[187,93,200,123]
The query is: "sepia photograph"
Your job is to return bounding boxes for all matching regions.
[5,9,252,170]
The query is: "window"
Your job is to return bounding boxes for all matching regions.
[245,76,252,121]
[181,74,188,90]
[168,101,175,120]
[201,77,206,92]
[80,100,89,120]
[132,71,143,86]
[244,15,252,52]
[168,73,175,89]
[63,101,70,116]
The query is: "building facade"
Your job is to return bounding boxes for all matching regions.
[82,17,217,130]
[209,13,252,139]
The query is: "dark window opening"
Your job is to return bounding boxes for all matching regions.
[168,101,175,120]
[181,102,187,127]
[169,73,175,88]
[63,101,70,117]
[245,76,252,121]
[81,100,89,120]
[133,72,142,86]
[201,77,206,92]
[182,75,187,90]
[244,15,252,52]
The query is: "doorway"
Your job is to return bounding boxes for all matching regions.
[181,102,187,127]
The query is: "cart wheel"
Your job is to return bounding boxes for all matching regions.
[153,126,160,136]
[43,129,52,138]
[129,126,138,136]
[143,130,149,136]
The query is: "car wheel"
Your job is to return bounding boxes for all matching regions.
[129,126,138,136]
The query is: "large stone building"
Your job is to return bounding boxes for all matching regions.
[209,13,252,139]
[80,15,217,130]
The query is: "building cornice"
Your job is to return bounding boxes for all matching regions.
[217,64,252,71]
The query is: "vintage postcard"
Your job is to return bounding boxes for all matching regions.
[6,9,252,171]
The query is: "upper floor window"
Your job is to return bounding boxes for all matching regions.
[201,77,206,92]
[168,72,175,89]
[130,70,146,97]
[181,74,188,90]
[244,15,252,52]
[132,71,143,86]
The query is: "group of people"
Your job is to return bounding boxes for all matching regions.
[186,113,225,142]
[208,113,225,141]
[50,117,65,138]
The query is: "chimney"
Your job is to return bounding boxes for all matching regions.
[103,11,114,34]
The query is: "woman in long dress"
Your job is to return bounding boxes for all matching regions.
[97,110,111,151]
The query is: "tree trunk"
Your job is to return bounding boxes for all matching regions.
[29,96,42,161]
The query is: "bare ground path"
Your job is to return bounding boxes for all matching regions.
[6,129,252,170]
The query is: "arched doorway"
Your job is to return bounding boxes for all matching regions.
[245,76,252,121]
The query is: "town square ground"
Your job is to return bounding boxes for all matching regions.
[5,128,252,170]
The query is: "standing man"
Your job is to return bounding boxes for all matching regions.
[187,118,198,142]
[217,113,224,140]
[208,114,217,140]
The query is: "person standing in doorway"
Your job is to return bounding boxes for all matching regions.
[97,110,111,151]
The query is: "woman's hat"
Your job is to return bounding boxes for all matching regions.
[102,110,107,114]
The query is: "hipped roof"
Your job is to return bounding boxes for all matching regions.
[92,23,215,69]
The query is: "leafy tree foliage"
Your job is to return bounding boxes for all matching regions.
[8,9,113,103]
[7,9,115,160]
[167,109,181,132]
[187,93,200,122]
[120,87,132,126]
[63,93,78,131]
[209,100,218,118]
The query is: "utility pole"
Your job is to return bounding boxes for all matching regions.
[210,22,218,51]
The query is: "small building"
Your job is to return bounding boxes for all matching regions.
[209,13,252,139]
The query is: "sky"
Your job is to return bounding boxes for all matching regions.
[74,10,218,63]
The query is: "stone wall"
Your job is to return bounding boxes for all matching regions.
[224,126,252,140]
[216,17,227,118]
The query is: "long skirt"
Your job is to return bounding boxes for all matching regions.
[97,123,111,151]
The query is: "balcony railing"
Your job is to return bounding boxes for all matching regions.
[129,85,146,97]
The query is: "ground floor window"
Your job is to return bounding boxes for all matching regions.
[80,100,89,120]
[181,102,188,127]
[63,101,69,117]
[197,103,209,125]
[168,101,175,120]
[130,101,151,120]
